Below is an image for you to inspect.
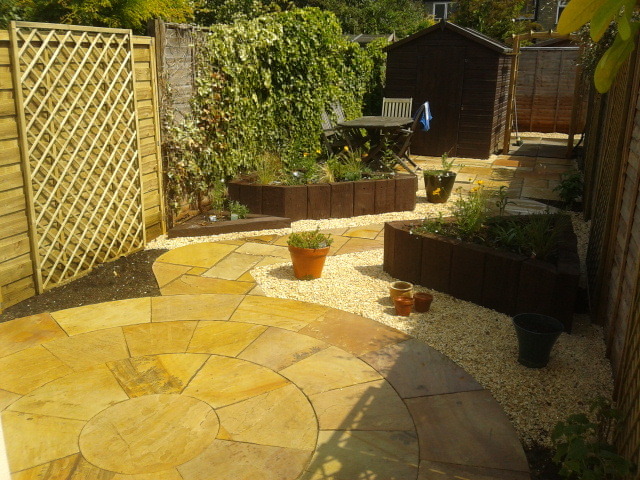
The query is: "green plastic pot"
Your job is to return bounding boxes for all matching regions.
[513,313,564,368]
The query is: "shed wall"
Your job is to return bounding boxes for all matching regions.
[385,27,509,158]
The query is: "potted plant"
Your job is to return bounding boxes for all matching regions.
[424,153,457,203]
[287,228,334,280]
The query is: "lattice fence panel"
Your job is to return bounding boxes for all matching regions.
[10,22,145,292]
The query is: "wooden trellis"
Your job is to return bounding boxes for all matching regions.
[9,21,146,292]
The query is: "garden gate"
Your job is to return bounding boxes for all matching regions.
[8,22,147,293]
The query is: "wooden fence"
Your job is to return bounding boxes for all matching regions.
[0,23,165,311]
[515,46,587,133]
[581,41,640,474]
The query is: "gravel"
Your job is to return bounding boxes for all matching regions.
[251,246,613,447]
[146,181,612,449]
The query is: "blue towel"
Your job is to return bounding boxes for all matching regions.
[414,101,432,131]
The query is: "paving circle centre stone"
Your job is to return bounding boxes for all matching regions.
[79,393,220,474]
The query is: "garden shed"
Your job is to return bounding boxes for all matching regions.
[384,21,512,158]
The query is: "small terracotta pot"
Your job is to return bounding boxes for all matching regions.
[414,292,434,313]
[393,296,414,316]
[288,245,330,280]
[389,281,413,299]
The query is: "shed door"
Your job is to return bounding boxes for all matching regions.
[413,46,465,156]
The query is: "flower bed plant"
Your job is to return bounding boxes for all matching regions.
[228,150,418,220]
[383,185,580,330]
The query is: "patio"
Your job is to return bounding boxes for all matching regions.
[0,141,602,479]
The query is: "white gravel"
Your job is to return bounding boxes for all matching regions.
[251,246,613,447]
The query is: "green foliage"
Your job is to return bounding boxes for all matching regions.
[557,0,640,92]
[293,0,434,37]
[451,0,539,41]
[489,213,558,260]
[228,200,250,218]
[17,0,192,32]
[194,0,290,24]
[554,170,584,210]
[255,151,284,184]
[552,397,636,480]
[0,0,22,27]
[494,185,515,216]
[166,8,384,218]
[452,183,488,240]
[287,227,334,249]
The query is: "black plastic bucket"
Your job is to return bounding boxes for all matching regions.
[513,313,564,368]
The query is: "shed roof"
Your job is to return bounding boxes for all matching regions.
[346,33,396,46]
[384,20,512,54]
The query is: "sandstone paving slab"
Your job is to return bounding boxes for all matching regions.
[123,321,198,356]
[0,345,73,395]
[235,242,290,259]
[108,354,209,398]
[177,439,312,480]
[203,252,262,280]
[2,411,84,472]
[334,237,383,255]
[151,294,244,322]
[0,389,19,411]
[112,469,185,480]
[160,274,254,296]
[303,430,419,480]
[308,379,414,431]
[360,339,482,399]
[418,460,532,480]
[406,390,529,472]
[343,225,383,239]
[216,384,316,451]
[280,346,382,396]
[44,327,129,370]
[6,364,128,421]
[50,298,151,336]
[299,309,411,356]
[11,454,121,480]
[238,327,329,371]
[79,394,219,475]
[152,263,191,288]
[155,242,238,269]
[182,355,289,408]
[187,321,267,356]
[231,296,329,331]
[0,313,66,358]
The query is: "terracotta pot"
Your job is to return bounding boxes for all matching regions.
[393,296,414,316]
[389,281,413,299]
[288,245,330,280]
[414,292,434,313]
[424,171,457,203]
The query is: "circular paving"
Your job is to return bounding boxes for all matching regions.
[0,295,529,480]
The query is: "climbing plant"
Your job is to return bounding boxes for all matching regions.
[165,8,386,219]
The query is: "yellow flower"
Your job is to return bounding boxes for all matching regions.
[343,146,349,151]
[470,186,479,193]
[477,180,485,185]
[468,178,473,182]
[432,188,442,196]
[303,152,308,157]
[316,149,321,154]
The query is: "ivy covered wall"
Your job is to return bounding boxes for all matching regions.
[164,8,387,218]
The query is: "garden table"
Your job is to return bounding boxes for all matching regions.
[338,116,415,171]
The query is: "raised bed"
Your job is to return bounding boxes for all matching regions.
[383,215,580,331]
[168,213,291,238]
[228,174,418,221]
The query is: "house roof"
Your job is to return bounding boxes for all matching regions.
[384,20,512,54]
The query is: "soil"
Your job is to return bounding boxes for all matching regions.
[0,249,167,323]
[0,246,561,477]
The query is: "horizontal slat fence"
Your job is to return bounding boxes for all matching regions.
[516,47,587,133]
[0,25,165,312]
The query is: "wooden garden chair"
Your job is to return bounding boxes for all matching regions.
[382,97,413,117]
